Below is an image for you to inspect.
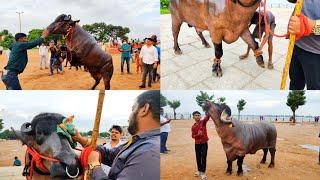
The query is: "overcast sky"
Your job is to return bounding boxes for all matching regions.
[0,90,145,131]
[0,0,159,39]
[162,90,320,116]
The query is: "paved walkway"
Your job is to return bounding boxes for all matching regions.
[161,8,293,90]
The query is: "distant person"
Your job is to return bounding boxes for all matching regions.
[287,0,320,90]
[160,108,171,154]
[39,43,48,70]
[240,9,276,69]
[139,37,159,88]
[135,49,142,73]
[101,125,124,174]
[191,111,209,180]
[1,30,49,90]
[0,46,3,55]
[13,156,21,166]
[48,40,63,75]
[119,39,132,74]
[151,35,161,83]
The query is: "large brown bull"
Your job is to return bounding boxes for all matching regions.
[170,0,264,76]
[46,14,113,90]
[203,101,277,176]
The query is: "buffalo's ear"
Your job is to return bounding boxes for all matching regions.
[287,0,297,3]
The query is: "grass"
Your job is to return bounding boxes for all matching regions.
[160,8,170,15]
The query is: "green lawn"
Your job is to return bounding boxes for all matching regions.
[160,8,170,15]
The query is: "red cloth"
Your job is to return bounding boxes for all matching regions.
[296,14,313,41]
[191,115,210,144]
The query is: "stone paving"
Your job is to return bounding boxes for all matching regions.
[161,8,293,90]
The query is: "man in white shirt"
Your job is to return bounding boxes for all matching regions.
[102,125,124,174]
[160,108,171,154]
[39,43,48,70]
[139,37,159,88]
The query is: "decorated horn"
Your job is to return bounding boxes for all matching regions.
[220,109,232,123]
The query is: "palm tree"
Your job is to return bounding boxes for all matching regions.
[286,90,306,123]
[160,93,167,108]
[196,91,214,108]
[237,99,246,120]
[217,97,226,104]
[168,100,181,119]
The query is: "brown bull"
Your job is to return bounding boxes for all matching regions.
[203,101,277,176]
[47,14,113,90]
[170,0,264,76]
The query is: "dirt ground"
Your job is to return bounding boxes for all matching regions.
[0,48,160,90]
[0,138,106,167]
[161,120,320,180]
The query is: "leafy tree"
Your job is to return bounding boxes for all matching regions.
[168,100,181,120]
[160,93,167,107]
[87,130,93,136]
[0,129,16,140]
[83,23,130,42]
[160,0,170,14]
[80,132,88,137]
[0,29,9,36]
[0,34,14,49]
[217,97,226,104]
[237,99,246,120]
[0,119,3,131]
[99,131,110,138]
[196,91,215,108]
[28,29,64,45]
[286,90,306,123]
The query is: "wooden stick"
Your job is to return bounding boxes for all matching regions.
[280,0,304,90]
[91,90,105,149]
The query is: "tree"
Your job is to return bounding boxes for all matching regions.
[0,119,3,131]
[196,91,215,108]
[28,29,64,45]
[168,100,181,119]
[87,130,93,136]
[237,99,246,120]
[286,90,306,123]
[82,23,130,42]
[160,93,167,107]
[0,129,16,140]
[0,29,9,36]
[217,97,226,104]
[0,34,14,49]
[99,131,110,138]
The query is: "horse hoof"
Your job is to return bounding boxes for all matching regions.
[256,55,265,68]
[237,171,243,176]
[226,171,232,175]
[268,164,275,168]
[204,44,211,48]
[174,49,182,55]
[260,160,266,164]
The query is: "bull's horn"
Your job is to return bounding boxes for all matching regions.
[20,122,33,135]
[220,109,232,123]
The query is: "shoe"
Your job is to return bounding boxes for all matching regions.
[268,62,274,69]
[194,171,201,177]
[160,151,168,154]
[139,85,146,88]
[201,174,207,180]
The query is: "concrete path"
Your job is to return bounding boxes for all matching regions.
[161,8,293,90]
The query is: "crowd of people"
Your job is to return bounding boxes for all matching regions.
[118,35,161,88]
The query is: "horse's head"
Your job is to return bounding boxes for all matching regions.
[47,14,80,35]
[12,113,80,179]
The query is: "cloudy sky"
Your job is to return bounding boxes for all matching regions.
[0,0,159,39]
[0,90,145,131]
[162,90,320,116]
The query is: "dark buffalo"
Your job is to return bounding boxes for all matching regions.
[203,101,277,176]
[47,14,113,90]
[170,0,264,76]
[12,113,81,179]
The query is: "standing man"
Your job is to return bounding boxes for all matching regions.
[119,39,132,75]
[39,43,48,70]
[151,35,161,82]
[1,30,49,90]
[72,90,160,180]
[191,111,209,180]
[139,37,158,88]
[287,0,320,90]
[240,8,276,69]
[101,125,124,174]
[160,108,171,154]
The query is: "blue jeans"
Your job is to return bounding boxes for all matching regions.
[50,57,63,74]
[121,57,130,73]
[160,132,169,153]
[1,71,22,90]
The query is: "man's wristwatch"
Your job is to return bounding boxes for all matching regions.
[313,20,320,35]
